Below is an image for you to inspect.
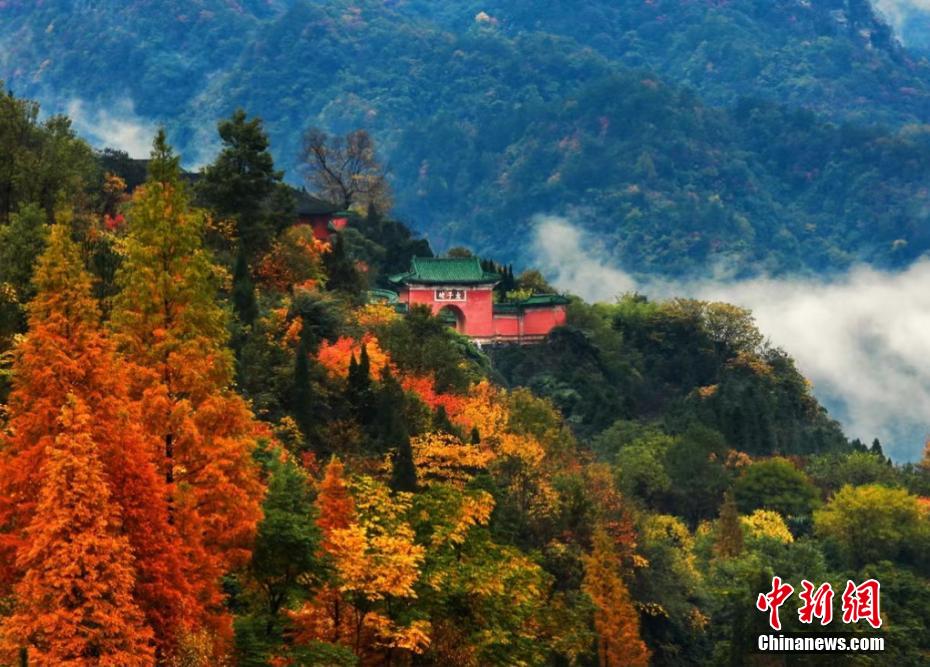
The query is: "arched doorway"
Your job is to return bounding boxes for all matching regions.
[438,305,465,333]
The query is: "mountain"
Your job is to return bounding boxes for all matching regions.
[3,0,930,276]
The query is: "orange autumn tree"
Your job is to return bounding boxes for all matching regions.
[582,527,650,667]
[316,457,355,545]
[317,334,391,380]
[110,132,263,644]
[255,223,328,292]
[0,397,155,666]
[400,374,464,417]
[0,224,197,658]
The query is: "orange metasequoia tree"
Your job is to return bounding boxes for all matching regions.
[110,132,263,644]
[0,224,198,658]
[0,397,155,666]
[582,527,651,667]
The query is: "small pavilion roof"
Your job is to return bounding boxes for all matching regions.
[295,190,342,216]
[389,257,500,285]
[367,288,399,304]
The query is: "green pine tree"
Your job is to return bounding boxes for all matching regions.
[292,338,316,451]
[433,404,456,434]
[346,345,374,426]
[376,366,417,492]
[241,451,325,651]
[232,247,259,326]
[323,234,364,296]
[199,109,289,255]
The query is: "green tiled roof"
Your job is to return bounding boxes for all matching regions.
[390,257,500,285]
[367,288,399,304]
[493,293,570,315]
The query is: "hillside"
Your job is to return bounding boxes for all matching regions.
[3,1,930,276]
[5,1,928,126]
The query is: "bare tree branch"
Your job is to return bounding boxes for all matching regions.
[300,128,392,213]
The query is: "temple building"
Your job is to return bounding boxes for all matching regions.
[294,191,351,242]
[384,257,568,344]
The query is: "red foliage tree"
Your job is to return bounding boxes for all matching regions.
[0,397,156,666]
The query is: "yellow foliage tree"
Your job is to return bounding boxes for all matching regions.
[411,432,494,488]
[453,381,554,520]
[741,510,794,544]
[292,462,428,662]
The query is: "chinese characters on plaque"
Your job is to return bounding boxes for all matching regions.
[435,289,466,302]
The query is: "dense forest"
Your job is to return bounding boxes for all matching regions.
[5,1,930,275]
[1,87,930,665]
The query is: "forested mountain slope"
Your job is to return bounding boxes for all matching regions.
[398,0,930,126]
[874,0,930,54]
[3,0,930,276]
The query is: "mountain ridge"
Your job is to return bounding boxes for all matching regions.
[3,0,930,276]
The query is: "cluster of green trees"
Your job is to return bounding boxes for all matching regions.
[5,86,930,664]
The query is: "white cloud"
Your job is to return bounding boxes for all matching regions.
[533,215,930,461]
[532,215,637,300]
[62,98,218,168]
[65,99,158,159]
[873,0,930,41]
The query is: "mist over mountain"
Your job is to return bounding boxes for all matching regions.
[874,0,930,52]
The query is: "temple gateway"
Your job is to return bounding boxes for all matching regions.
[383,257,568,344]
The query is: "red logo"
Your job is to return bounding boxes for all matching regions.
[798,580,834,625]
[756,576,794,631]
[757,577,882,630]
[841,579,882,629]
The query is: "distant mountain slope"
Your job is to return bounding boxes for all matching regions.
[190,1,930,274]
[3,0,930,276]
[395,0,930,126]
[4,1,926,125]
[0,0,281,117]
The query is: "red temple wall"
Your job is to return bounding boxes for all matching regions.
[399,287,566,341]
[522,306,567,336]
[298,216,332,242]
[493,315,520,337]
[406,287,496,337]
